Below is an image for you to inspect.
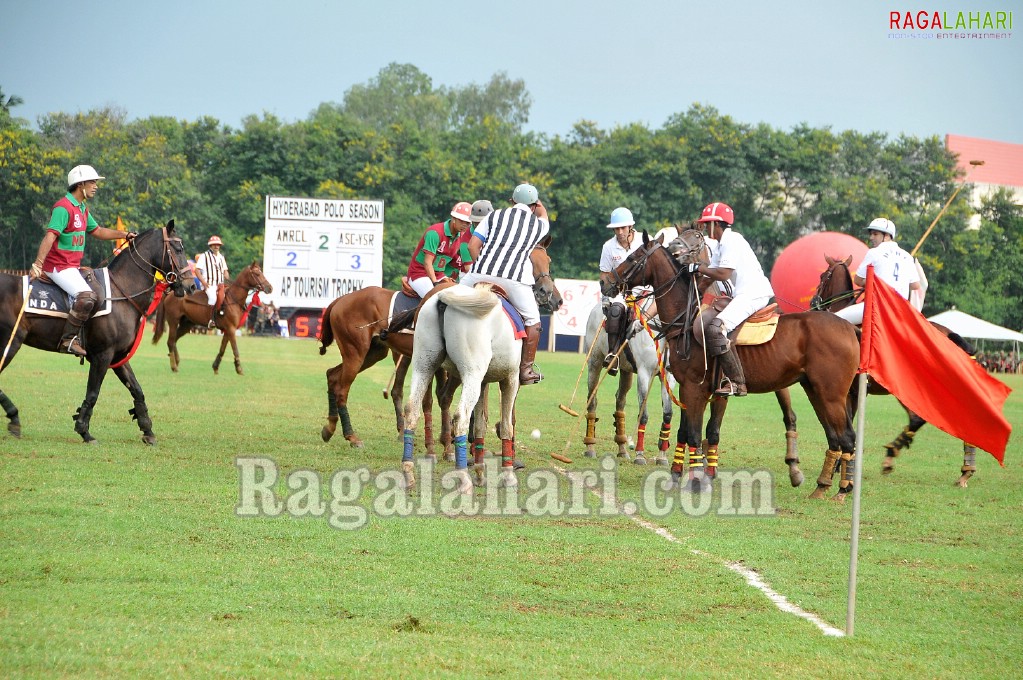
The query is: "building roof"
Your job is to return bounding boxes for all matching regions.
[945,135,1023,188]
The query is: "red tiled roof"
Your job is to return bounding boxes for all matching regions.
[945,135,1023,188]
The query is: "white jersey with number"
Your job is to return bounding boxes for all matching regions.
[856,241,919,299]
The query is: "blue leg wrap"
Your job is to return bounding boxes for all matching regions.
[454,434,469,469]
[402,429,415,462]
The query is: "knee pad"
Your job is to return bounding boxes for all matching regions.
[605,302,626,336]
[706,317,729,356]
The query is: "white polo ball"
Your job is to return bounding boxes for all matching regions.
[530,429,542,440]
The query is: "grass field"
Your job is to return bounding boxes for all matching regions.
[2,332,1021,678]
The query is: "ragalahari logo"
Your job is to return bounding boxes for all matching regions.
[889,10,1013,40]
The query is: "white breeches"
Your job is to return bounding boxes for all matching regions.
[459,273,540,326]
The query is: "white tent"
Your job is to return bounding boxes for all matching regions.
[927,309,1023,343]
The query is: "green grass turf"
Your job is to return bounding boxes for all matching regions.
[1,332,1020,678]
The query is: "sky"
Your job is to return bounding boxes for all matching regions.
[2,0,1021,144]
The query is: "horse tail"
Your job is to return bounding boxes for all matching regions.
[318,299,339,355]
[946,331,977,357]
[151,298,166,343]
[437,285,499,318]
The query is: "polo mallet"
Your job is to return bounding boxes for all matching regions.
[1,284,32,370]
[912,159,985,257]
[558,323,604,417]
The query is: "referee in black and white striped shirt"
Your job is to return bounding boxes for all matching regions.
[461,183,550,385]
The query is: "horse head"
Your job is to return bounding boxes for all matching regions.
[809,255,854,311]
[113,219,196,298]
[665,225,709,266]
[530,235,563,314]
[601,231,671,298]
[239,260,274,295]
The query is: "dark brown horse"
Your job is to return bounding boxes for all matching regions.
[152,261,272,375]
[810,255,981,486]
[317,238,561,457]
[0,222,195,443]
[605,233,860,499]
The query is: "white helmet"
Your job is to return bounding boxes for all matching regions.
[68,165,105,187]
[867,217,897,238]
[512,183,539,205]
[470,200,494,223]
[606,207,635,229]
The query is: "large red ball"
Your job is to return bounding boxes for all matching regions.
[770,232,868,314]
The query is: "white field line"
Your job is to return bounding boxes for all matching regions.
[553,464,845,638]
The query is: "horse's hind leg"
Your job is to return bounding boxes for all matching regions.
[436,369,454,462]
[582,360,600,458]
[389,354,409,437]
[776,388,803,487]
[113,363,157,445]
[212,334,230,375]
[74,358,113,444]
[958,444,977,488]
[230,333,243,375]
[401,357,440,489]
[803,381,855,501]
[633,367,654,465]
[882,408,922,475]
[496,377,520,489]
[0,389,21,438]
[322,364,342,442]
[450,377,482,495]
[613,370,633,459]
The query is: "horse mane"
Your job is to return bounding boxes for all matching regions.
[437,284,499,318]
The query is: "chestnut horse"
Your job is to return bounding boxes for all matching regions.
[810,255,981,486]
[152,261,272,375]
[317,238,560,457]
[0,222,195,443]
[605,233,859,499]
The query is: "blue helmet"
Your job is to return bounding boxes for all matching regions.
[607,207,635,229]
[512,183,539,205]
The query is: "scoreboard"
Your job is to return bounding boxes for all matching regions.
[262,196,385,310]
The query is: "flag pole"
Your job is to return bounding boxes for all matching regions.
[911,159,984,257]
[846,371,869,636]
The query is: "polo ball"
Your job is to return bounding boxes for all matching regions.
[531,429,542,440]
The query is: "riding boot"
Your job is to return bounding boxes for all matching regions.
[715,350,747,397]
[602,302,627,376]
[58,291,97,358]
[519,324,543,385]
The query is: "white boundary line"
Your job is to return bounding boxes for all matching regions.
[553,463,845,638]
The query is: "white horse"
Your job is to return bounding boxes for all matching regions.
[402,285,527,493]
[582,303,677,464]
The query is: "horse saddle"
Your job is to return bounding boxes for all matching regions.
[387,290,422,333]
[470,283,526,339]
[23,269,113,319]
[400,276,421,299]
[181,288,226,326]
[692,296,780,349]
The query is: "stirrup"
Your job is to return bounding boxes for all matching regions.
[519,365,543,385]
[603,353,619,376]
[714,378,747,398]
[60,336,87,358]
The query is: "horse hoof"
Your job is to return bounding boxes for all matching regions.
[655,456,669,466]
[443,453,455,463]
[789,470,805,487]
[142,435,157,446]
[424,453,437,461]
[830,492,848,504]
[457,470,473,495]
[808,487,828,500]
[346,437,364,449]
[955,477,970,488]
[7,423,20,439]
[584,450,596,458]
[236,369,244,376]
[498,470,518,488]
[633,455,647,466]
[513,460,525,471]
[83,438,99,445]
[321,427,335,443]
[617,452,631,461]
[171,366,179,373]
[881,459,895,474]
[402,461,416,490]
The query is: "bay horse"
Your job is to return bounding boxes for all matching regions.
[317,238,561,458]
[810,255,981,486]
[151,261,272,375]
[605,232,859,499]
[0,221,195,443]
[580,302,677,464]
[400,263,564,493]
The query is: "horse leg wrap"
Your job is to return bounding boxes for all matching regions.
[962,445,977,474]
[658,420,672,452]
[0,391,18,421]
[785,430,799,465]
[817,449,842,488]
[423,412,434,448]
[613,410,627,446]
[473,437,486,466]
[402,429,415,463]
[635,423,646,453]
[838,452,854,492]
[885,427,917,457]
[688,446,703,478]
[501,438,515,468]
[129,400,152,432]
[705,444,719,478]
[339,406,354,438]
[326,389,338,418]
[453,434,468,470]
[671,444,685,475]
[583,413,598,447]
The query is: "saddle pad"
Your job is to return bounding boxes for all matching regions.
[388,291,421,333]
[499,298,527,339]
[735,316,779,345]
[23,270,113,319]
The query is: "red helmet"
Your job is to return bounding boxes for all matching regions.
[450,202,473,222]
[697,202,735,226]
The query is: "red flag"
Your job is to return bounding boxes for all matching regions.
[859,266,1012,463]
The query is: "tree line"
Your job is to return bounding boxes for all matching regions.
[1,65,1020,330]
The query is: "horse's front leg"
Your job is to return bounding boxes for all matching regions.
[776,388,803,487]
[633,369,654,464]
[496,376,520,489]
[401,353,441,489]
[230,332,243,375]
[703,395,727,480]
[613,370,633,460]
[74,355,113,444]
[166,324,180,372]
[470,387,489,487]
[674,386,707,493]
[112,362,157,445]
[582,360,601,458]
[422,374,437,460]
[654,374,675,466]
[212,333,230,375]
[450,377,482,495]
[389,354,409,438]
[436,369,454,461]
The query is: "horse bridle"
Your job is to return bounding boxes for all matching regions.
[531,244,556,311]
[223,265,271,310]
[809,264,861,311]
[109,228,191,312]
